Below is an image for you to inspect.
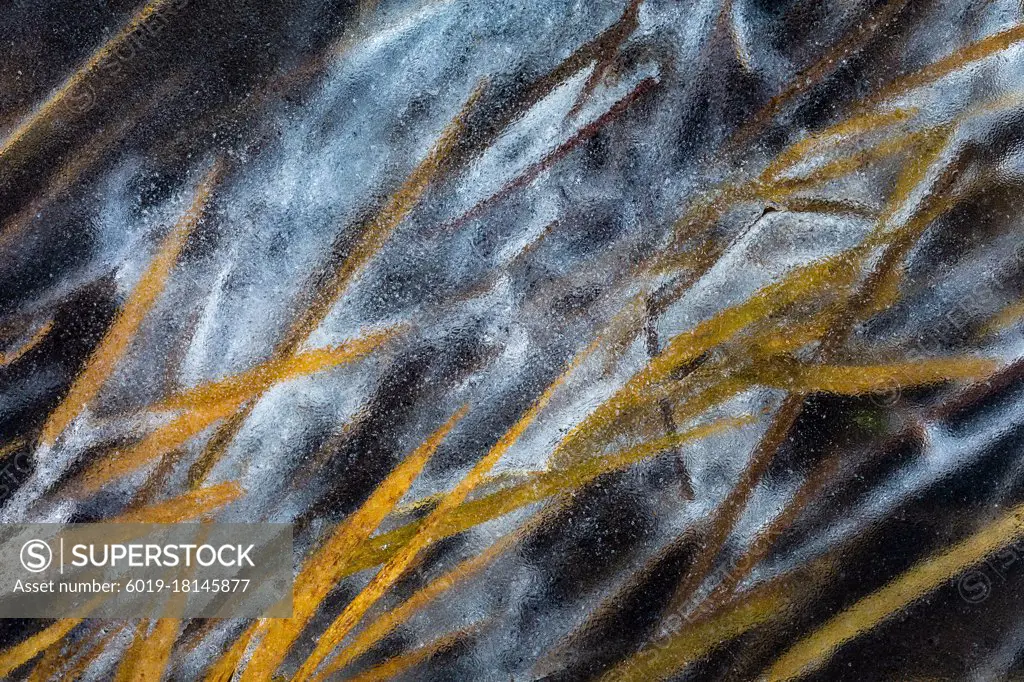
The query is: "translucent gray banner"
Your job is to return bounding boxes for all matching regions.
[0,523,292,618]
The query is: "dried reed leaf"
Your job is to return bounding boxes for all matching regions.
[599,588,784,681]
[293,348,594,680]
[765,504,1024,680]
[0,320,53,367]
[79,329,391,493]
[760,356,999,395]
[552,254,859,467]
[985,299,1024,335]
[342,622,485,682]
[0,618,87,678]
[0,0,187,160]
[190,81,485,488]
[114,619,181,682]
[314,418,749,678]
[152,328,399,414]
[332,416,748,599]
[866,24,1024,108]
[762,108,918,182]
[40,162,223,447]
[113,481,244,523]
[236,406,467,681]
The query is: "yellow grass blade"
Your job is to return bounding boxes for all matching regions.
[0,477,215,675]
[322,98,481,334]
[40,161,223,447]
[114,481,244,523]
[857,260,904,317]
[0,439,26,461]
[668,17,995,279]
[0,601,115,680]
[762,108,917,183]
[322,501,570,682]
[190,82,484,488]
[761,357,999,395]
[78,330,392,494]
[315,418,750,678]
[877,129,953,232]
[530,412,759,673]
[749,316,832,357]
[28,623,122,682]
[771,83,1013,207]
[765,503,1024,681]
[984,299,1024,335]
[659,124,956,625]
[0,533,218,682]
[0,0,186,160]
[330,418,747,582]
[866,23,1024,108]
[115,521,210,682]
[1,79,172,245]
[236,406,467,682]
[552,254,859,467]
[758,22,1024,185]
[343,622,485,682]
[113,621,150,682]
[114,619,181,682]
[277,78,486,355]
[295,357,584,680]
[203,623,258,682]
[0,619,84,679]
[813,128,952,352]
[727,0,910,150]
[293,456,503,679]
[5,480,243,677]
[6,483,241,679]
[599,588,783,682]
[764,130,926,199]
[0,319,53,367]
[78,399,241,495]
[774,196,876,218]
[715,133,994,682]
[151,328,399,413]
[667,182,740,251]
[26,639,64,682]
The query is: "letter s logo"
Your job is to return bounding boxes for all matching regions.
[20,540,52,573]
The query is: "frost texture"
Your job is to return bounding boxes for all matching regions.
[2,0,1024,680]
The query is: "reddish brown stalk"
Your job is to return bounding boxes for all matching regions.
[726,0,911,151]
[701,454,841,611]
[438,76,658,237]
[186,83,484,488]
[664,129,958,618]
[666,393,807,615]
[566,0,644,119]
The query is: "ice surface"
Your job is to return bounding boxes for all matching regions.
[2,0,1024,679]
